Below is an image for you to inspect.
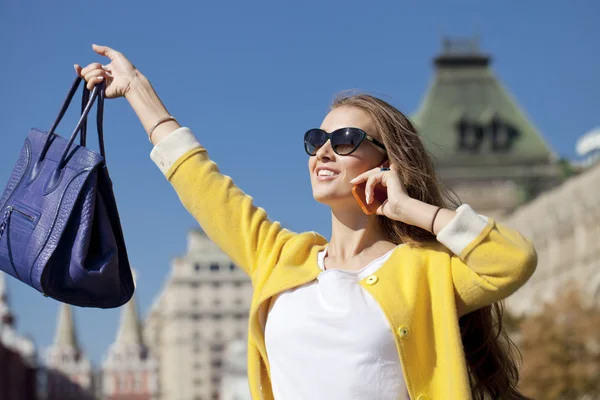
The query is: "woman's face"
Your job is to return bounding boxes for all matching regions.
[308,106,387,207]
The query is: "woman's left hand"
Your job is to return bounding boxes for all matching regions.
[350,164,412,221]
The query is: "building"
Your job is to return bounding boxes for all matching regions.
[102,275,159,400]
[504,162,600,315]
[413,37,562,219]
[413,37,599,315]
[220,340,251,400]
[0,272,38,400]
[45,304,95,400]
[143,230,253,400]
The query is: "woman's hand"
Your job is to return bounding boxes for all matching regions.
[74,44,140,98]
[350,164,411,221]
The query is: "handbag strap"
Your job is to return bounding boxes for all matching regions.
[39,76,106,168]
[80,85,90,147]
[79,85,105,155]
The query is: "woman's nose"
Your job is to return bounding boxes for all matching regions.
[315,139,335,161]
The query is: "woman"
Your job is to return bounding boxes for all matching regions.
[76,44,536,400]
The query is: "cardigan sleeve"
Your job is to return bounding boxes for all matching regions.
[150,127,296,277]
[436,204,538,317]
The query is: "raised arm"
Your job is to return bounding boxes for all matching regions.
[76,44,296,276]
[436,204,538,317]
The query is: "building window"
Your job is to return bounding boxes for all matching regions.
[211,343,224,352]
[212,281,221,288]
[234,312,246,320]
[194,263,201,271]
[192,313,203,321]
[213,298,221,306]
[233,281,243,288]
[210,263,219,272]
[211,359,222,368]
[229,263,236,271]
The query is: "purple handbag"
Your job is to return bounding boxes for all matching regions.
[0,76,134,308]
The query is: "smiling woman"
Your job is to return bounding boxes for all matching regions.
[75,44,537,400]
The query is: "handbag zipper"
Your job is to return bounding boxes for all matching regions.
[12,207,35,221]
[0,206,36,240]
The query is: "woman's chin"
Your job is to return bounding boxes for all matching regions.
[312,190,352,206]
[312,190,336,205]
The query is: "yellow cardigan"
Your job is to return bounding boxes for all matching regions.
[151,128,537,400]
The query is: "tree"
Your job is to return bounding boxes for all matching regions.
[515,281,600,399]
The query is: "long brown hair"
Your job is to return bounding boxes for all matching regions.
[331,92,530,400]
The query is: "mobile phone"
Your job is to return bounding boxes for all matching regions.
[352,182,387,215]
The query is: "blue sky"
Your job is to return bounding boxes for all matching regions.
[1,1,598,365]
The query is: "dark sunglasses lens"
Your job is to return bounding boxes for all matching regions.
[305,130,327,155]
[332,129,363,155]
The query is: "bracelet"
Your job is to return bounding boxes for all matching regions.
[148,115,178,143]
[430,207,442,234]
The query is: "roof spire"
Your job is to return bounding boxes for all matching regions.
[434,36,490,68]
[53,303,80,350]
[0,273,14,326]
[115,269,143,346]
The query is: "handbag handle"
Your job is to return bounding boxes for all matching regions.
[38,76,106,169]
[80,85,90,147]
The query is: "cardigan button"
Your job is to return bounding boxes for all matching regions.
[416,395,429,400]
[397,326,409,338]
[365,275,379,285]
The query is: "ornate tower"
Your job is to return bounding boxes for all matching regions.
[413,37,562,218]
[45,304,94,399]
[102,272,159,400]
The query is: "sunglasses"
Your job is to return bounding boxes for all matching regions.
[304,127,386,156]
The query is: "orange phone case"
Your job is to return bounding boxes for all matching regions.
[352,182,387,215]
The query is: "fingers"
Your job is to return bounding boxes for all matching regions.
[73,62,111,90]
[349,168,377,185]
[92,44,120,60]
[78,62,103,77]
[350,165,389,186]
[78,67,107,90]
[365,173,385,204]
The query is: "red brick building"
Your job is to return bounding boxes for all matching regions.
[0,273,38,400]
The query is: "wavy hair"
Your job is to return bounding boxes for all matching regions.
[330,92,530,400]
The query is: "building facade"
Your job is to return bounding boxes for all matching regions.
[220,340,251,400]
[143,230,253,400]
[0,272,38,400]
[504,162,600,315]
